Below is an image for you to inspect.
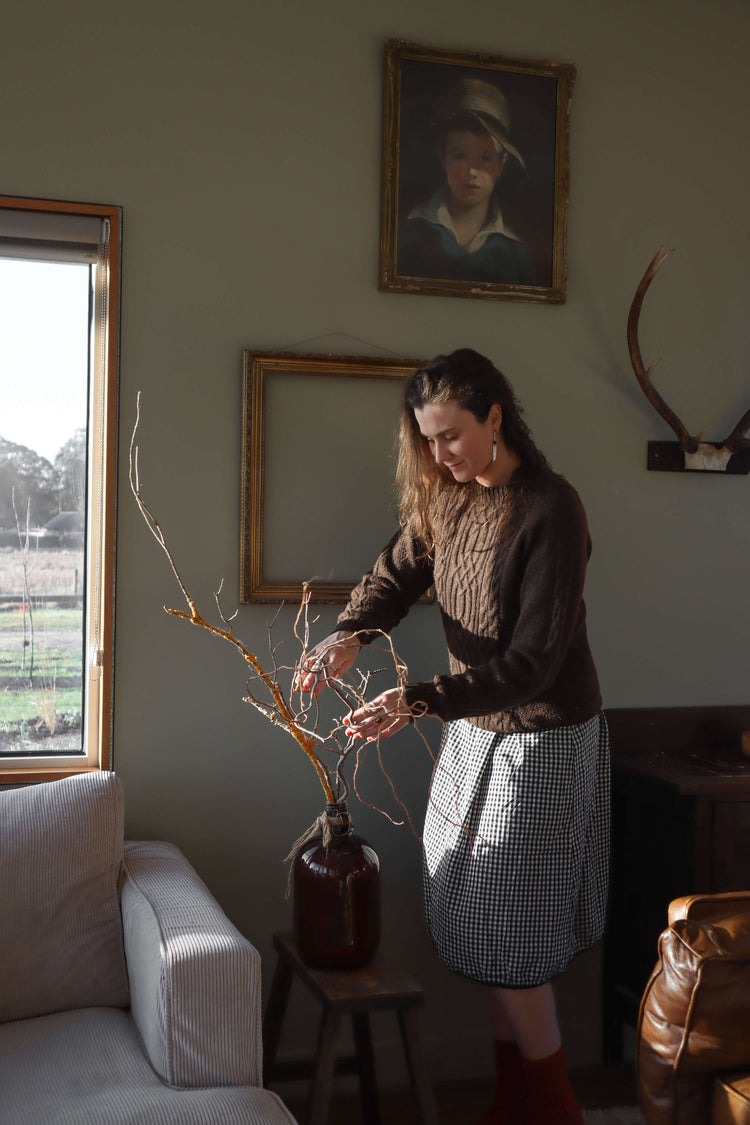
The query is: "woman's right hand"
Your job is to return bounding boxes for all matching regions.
[295,631,361,697]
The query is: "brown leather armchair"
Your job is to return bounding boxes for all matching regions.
[637,890,750,1124]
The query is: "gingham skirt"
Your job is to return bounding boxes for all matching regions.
[422,713,610,988]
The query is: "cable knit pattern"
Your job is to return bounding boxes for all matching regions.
[337,473,601,733]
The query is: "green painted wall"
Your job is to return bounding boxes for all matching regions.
[3,0,748,1083]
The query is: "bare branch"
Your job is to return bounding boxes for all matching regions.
[129,393,196,610]
[214,579,239,629]
[130,395,442,827]
[374,732,419,835]
[352,743,406,829]
[130,397,335,801]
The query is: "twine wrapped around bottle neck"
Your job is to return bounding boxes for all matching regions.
[283,812,331,899]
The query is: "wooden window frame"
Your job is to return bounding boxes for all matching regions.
[0,195,121,783]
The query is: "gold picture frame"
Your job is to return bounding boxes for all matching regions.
[240,351,424,604]
[379,39,576,304]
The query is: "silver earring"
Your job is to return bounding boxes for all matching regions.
[492,432,498,462]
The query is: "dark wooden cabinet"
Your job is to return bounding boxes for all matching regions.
[602,706,750,1062]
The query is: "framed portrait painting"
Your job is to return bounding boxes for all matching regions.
[379,40,576,304]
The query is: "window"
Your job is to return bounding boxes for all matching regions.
[0,196,120,782]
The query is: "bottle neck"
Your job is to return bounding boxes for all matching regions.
[325,801,351,836]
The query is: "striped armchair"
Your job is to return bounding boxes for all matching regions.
[0,772,297,1125]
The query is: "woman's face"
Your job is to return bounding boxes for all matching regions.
[414,400,501,485]
[440,129,508,211]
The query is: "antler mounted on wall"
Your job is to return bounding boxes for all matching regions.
[627,246,750,473]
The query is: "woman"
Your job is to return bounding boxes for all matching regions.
[297,349,609,1125]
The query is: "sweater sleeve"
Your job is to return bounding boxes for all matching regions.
[404,486,591,722]
[336,525,434,643]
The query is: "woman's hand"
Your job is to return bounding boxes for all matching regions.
[343,687,411,742]
[295,631,361,697]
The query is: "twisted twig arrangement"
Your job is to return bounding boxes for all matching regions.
[128,393,432,824]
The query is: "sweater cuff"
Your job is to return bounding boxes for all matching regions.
[404,680,440,720]
[334,617,382,647]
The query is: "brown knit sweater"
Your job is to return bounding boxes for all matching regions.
[336,472,602,733]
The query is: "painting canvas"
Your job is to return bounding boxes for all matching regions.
[379,40,576,303]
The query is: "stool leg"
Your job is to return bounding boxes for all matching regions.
[352,1012,381,1125]
[397,1007,438,1125]
[308,1010,342,1125]
[262,954,294,1088]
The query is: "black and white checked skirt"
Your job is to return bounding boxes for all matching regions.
[422,713,610,988]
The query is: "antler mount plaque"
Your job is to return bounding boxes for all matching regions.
[628,246,750,474]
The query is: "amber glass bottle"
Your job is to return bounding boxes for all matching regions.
[293,801,380,969]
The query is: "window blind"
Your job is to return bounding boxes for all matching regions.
[0,207,104,263]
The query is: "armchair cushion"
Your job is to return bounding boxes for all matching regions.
[0,1008,296,1125]
[122,840,262,1087]
[0,772,129,1022]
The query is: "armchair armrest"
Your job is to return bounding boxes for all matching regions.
[638,891,750,1124]
[122,840,262,1088]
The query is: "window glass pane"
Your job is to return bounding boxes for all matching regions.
[0,258,90,757]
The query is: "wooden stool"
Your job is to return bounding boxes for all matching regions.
[263,931,438,1125]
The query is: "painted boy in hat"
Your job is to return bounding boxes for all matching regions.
[397,77,539,287]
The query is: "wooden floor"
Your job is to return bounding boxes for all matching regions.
[282,1063,638,1124]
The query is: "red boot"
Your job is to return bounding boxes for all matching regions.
[475,1039,529,1124]
[521,1046,583,1125]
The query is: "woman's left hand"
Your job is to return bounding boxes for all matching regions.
[343,687,411,742]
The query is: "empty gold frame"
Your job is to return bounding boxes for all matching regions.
[240,351,424,603]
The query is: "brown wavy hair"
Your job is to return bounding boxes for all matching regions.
[396,348,552,544]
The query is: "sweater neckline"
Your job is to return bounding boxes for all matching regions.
[469,480,508,503]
